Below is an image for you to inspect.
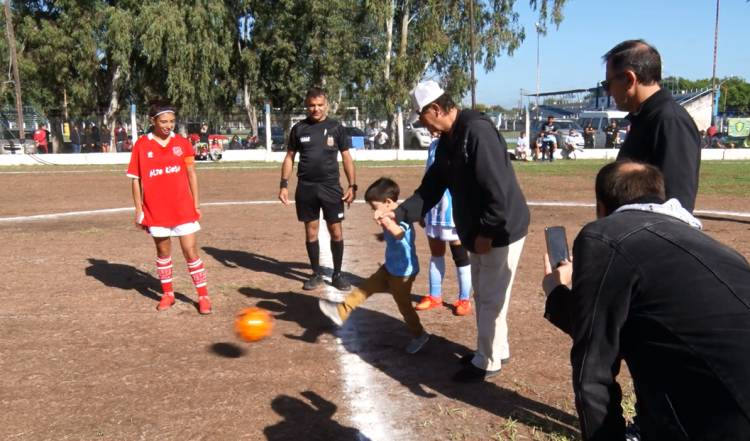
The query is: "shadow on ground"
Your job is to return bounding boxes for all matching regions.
[84,258,195,307]
[202,247,365,287]
[240,286,579,437]
[202,247,310,283]
[264,391,370,441]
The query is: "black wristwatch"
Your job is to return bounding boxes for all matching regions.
[349,184,358,192]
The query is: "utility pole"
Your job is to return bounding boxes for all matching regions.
[4,0,25,141]
[468,0,476,110]
[710,0,720,124]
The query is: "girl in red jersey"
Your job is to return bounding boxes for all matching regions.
[126,100,212,314]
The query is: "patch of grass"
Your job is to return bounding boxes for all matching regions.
[697,160,750,196]
[492,417,519,441]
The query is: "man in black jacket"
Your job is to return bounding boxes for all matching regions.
[543,160,750,441]
[377,80,530,382]
[603,39,701,212]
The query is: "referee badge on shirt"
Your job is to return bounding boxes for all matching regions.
[172,146,183,156]
[327,136,335,148]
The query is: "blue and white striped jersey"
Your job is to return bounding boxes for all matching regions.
[424,139,455,227]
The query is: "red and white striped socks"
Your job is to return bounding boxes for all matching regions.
[156,256,174,297]
[187,257,208,297]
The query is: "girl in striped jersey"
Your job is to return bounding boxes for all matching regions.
[414,138,473,316]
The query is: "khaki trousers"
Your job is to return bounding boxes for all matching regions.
[469,236,525,371]
[337,265,424,337]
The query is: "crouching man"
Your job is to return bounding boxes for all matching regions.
[542,160,750,440]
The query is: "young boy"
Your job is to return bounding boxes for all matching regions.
[318,177,430,354]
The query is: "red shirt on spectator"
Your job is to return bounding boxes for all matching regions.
[33,128,48,153]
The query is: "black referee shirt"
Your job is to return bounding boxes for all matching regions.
[288,117,349,184]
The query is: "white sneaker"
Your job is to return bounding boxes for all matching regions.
[318,299,343,326]
[405,332,430,354]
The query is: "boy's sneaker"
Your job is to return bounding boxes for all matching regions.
[405,332,430,354]
[318,299,343,326]
[198,296,212,315]
[156,293,175,311]
[459,353,510,366]
[303,273,324,291]
[415,296,441,311]
[331,272,351,291]
[453,299,472,316]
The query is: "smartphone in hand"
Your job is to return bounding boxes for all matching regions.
[545,226,570,269]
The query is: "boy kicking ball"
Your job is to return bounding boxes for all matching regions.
[318,177,429,354]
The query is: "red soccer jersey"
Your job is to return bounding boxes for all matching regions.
[126,133,198,227]
[33,129,47,146]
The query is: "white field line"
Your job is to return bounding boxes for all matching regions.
[0,164,423,175]
[317,215,398,441]
[3,200,750,224]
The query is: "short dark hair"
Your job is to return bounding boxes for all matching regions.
[305,86,327,102]
[603,39,661,85]
[431,93,456,112]
[595,160,666,215]
[365,177,400,203]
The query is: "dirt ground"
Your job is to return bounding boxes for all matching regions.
[1,162,748,441]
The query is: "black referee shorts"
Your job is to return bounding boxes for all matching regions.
[295,180,345,224]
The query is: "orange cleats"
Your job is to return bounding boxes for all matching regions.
[415,296,442,311]
[198,296,212,315]
[156,293,175,311]
[454,299,472,316]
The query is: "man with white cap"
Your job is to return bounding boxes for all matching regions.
[376,80,530,382]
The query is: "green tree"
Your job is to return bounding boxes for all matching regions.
[363,0,567,145]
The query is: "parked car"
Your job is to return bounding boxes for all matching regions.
[404,121,432,149]
[343,126,367,149]
[257,126,285,150]
[577,110,629,148]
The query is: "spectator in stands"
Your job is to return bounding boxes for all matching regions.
[33,124,48,154]
[562,129,580,160]
[375,129,389,149]
[70,123,83,154]
[229,135,242,150]
[101,124,111,152]
[604,120,619,148]
[583,122,595,149]
[532,132,543,161]
[199,122,209,145]
[90,123,101,152]
[514,131,529,161]
[115,122,127,152]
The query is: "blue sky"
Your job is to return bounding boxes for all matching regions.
[473,0,750,108]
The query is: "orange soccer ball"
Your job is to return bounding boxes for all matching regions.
[234,307,274,342]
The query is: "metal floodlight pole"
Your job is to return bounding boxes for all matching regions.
[468,0,476,110]
[710,0,720,124]
[535,22,543,118]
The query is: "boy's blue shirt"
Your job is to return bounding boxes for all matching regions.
[383,220,419,277]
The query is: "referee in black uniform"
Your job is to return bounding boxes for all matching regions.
[279,87,357,291]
